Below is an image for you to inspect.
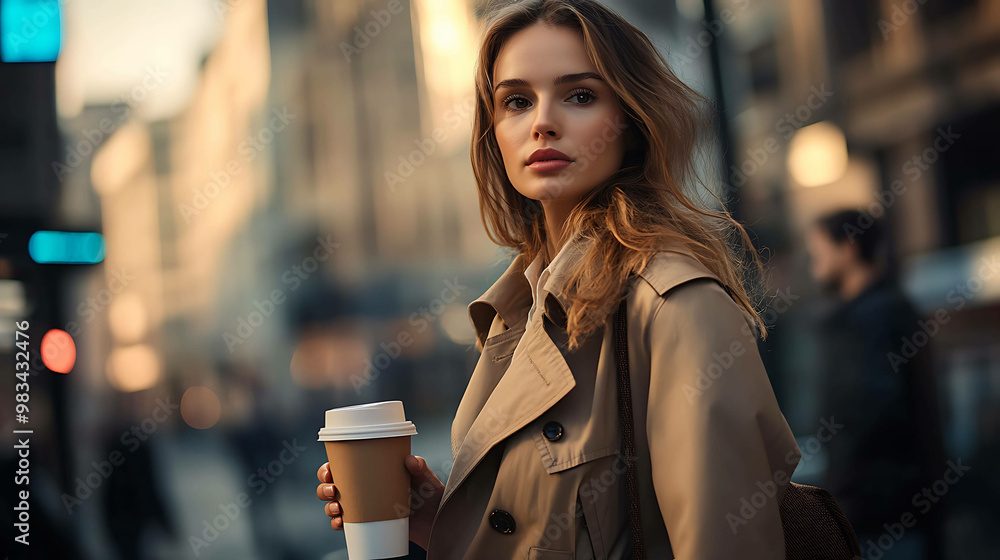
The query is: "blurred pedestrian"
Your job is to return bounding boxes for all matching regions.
[101,389,178,560]
[806,209,947,560]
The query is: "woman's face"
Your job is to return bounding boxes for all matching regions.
[492,23,628,205]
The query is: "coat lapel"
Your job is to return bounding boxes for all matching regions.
[441,243,710,513]
[466,253,533,352]
[442,300,577,512]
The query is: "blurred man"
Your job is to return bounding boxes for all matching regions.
[806,209,946,560]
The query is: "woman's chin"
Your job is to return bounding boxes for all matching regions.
[516,181,587,202]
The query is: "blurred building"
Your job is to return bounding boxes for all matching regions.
[47,0,497,413]
[712,0,1000,556]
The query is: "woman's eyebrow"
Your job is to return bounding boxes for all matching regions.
[493,72,604,93]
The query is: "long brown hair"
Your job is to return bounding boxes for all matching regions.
[471,0,767,351]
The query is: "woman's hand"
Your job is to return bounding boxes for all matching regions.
[402,455,445,551]
[315,454,445,551]
[315,462,344,531]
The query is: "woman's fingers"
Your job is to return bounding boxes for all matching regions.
[316,463,332,483]
[325,501,341,517]
[315,482,336,501]
[318,462,342,531]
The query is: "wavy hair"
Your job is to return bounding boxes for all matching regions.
[471,0,768,350]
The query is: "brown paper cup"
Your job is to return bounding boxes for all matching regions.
[324,435,411,523]
[318,401,417,558]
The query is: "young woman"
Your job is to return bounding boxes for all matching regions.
[317,1,801,558]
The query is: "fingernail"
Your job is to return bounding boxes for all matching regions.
[331,503,340,514]
[324,485,335,497]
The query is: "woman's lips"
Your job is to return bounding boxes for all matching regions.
[526,159,572,172]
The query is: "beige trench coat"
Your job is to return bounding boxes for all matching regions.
[425,243,802,560]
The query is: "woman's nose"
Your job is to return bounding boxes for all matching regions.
[531,99,560,140]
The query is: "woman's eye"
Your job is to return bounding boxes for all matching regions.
[501,89,597,112]
[503,96,530,111]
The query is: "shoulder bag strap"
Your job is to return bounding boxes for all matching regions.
[615,295,648,559]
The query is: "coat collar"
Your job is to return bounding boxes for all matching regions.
[466,237,713,350]
[467,233,595,351]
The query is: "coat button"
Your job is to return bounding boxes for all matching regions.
[542,421,564,441]
[489,509,516,534]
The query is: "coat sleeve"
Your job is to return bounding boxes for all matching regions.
[645,278,801,559]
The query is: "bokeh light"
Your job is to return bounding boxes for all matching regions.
[108,292,149,344]
[788,121,849,188]
[181,386,222,429]
[28,231,105,264]
[0,0,62,63]
[40,329,75,374]
[289,326,370,389]
[441,303,476,346]
[106,344,160,392]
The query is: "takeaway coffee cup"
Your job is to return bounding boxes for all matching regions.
[317,401,417,559]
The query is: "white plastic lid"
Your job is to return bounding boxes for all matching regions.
[317,400,418,442]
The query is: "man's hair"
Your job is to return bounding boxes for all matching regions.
[815,209,885,264]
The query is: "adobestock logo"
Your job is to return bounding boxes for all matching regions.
[839,126,961,246]
[339,0,405,63]
[887,252,998,372]
[179,106,296,223]
[188,439,307,556]
[725,84,834,193]
[223,234,340,353]
[60,397,180,514]
[350,278,468,393]
[386,95,477,192]
[52,65,170,182]
[669,0,750,68]
[878,0,930,40]
[727,417,841,534]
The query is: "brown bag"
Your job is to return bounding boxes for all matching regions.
[613,296,862,559]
